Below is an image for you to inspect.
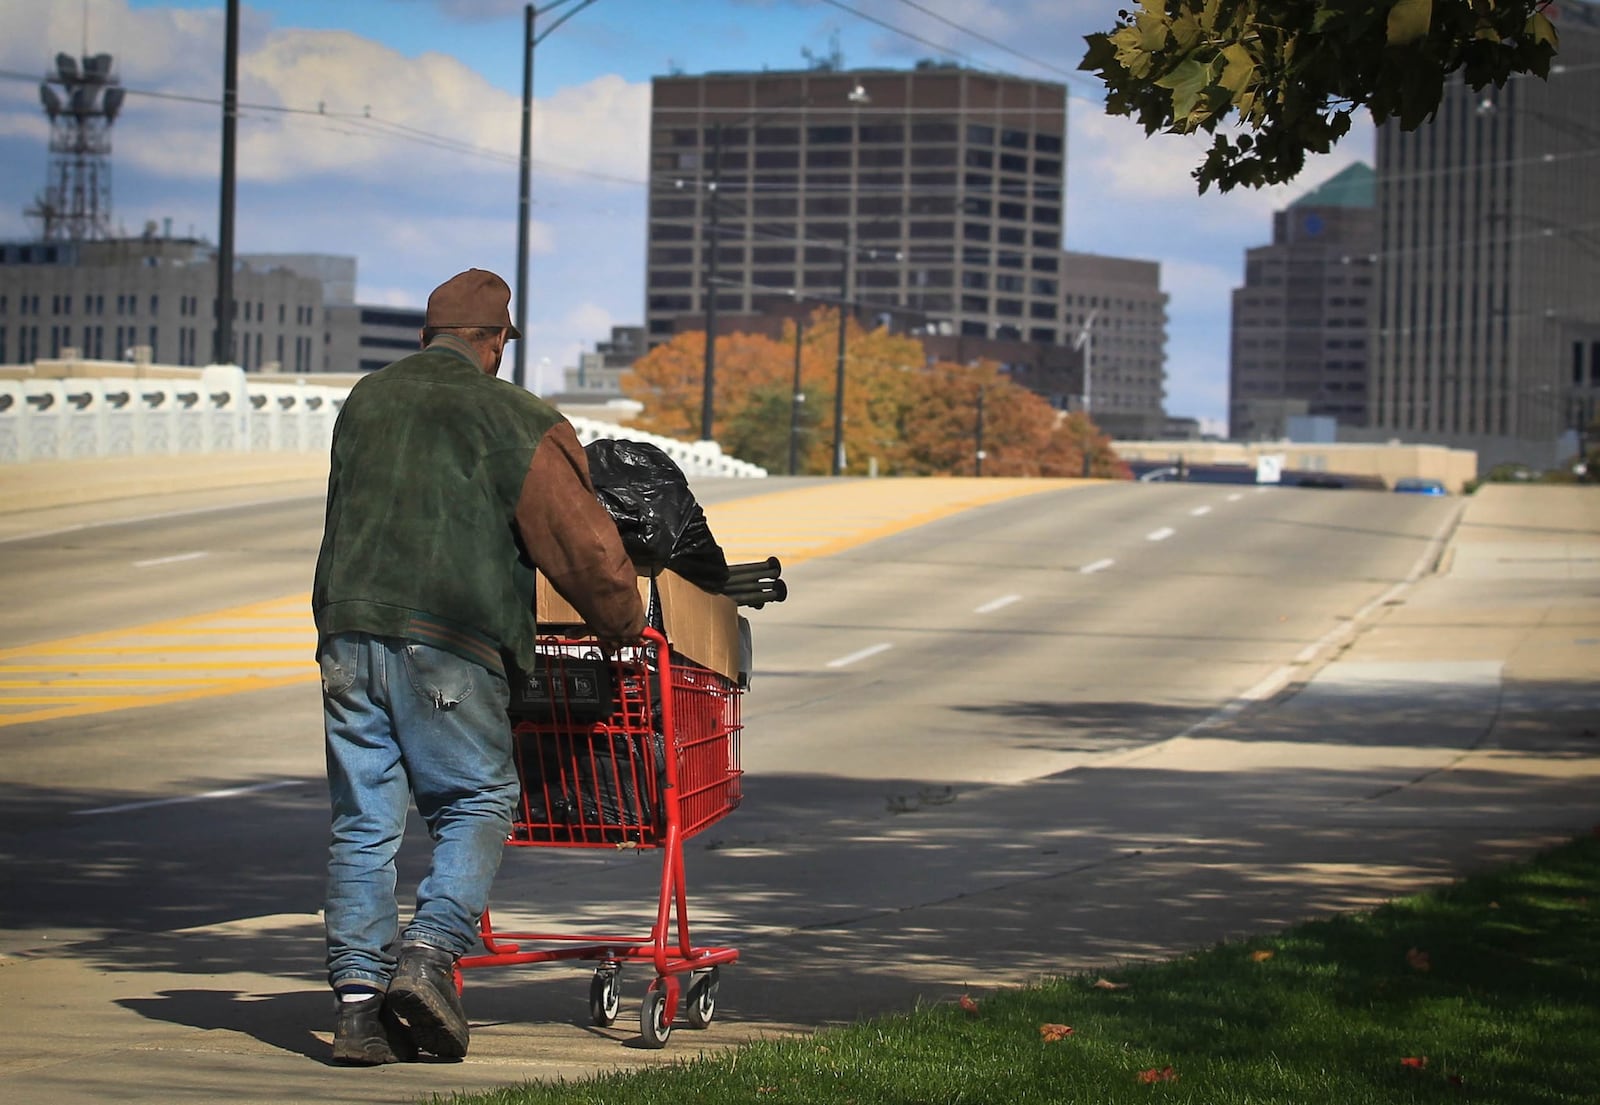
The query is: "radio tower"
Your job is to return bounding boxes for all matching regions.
[27,51,125,241]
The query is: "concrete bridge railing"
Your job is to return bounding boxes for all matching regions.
[0,364,767,480]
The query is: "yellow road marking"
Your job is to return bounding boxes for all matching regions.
[1,477,1084,727]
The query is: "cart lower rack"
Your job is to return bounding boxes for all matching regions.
[457,627,743,1048]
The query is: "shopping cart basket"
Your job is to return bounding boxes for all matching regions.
[457,626,743,1048]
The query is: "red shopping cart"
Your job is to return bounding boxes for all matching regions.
[457,626,743,1048]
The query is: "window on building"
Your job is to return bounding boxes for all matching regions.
[807,124,851,144]
[912,122,959,142]
[966,124,995,145]
[806,195,850,217]
[961,294,989,313]
[753,196,797,216]
[965,148,994,169]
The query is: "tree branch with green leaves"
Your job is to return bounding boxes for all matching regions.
[1079,0,1560,193]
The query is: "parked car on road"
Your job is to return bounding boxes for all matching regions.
[1393,477,1447,495]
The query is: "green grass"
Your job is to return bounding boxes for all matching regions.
[438,833,1600,1105]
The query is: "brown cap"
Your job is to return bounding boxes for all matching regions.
[424,268,521,339]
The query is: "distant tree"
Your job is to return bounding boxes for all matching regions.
[1050,411,1131,480]
[1079,0,1561,193]
[899,360,1059,476]
[622,310,1131,478]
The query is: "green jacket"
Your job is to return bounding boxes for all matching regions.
[313,336,643,676]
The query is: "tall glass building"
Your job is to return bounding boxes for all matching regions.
[1371,0,1600,465]
[645,65,1067,350]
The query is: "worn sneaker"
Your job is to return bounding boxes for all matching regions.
[331,992,417,1066]
[386,942,469,1059]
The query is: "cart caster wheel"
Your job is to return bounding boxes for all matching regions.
[589,967,621,1027]
[685,966,720,1029]
[640,984,673,1049]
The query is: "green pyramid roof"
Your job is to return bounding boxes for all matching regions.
[1289,162,1375,209]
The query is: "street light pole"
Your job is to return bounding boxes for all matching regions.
[974,384,986,476]
[1072,309,1099,479]
[512,3,534,386]
[700,123,724,442]
[789,313,805,475]
[832,225,852,477]
[512,0,600,390]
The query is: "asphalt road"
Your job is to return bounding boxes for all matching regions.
[0,476,1472,1081]
[0,477,1462,1049]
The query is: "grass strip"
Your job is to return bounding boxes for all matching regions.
[437,832,1600,1105]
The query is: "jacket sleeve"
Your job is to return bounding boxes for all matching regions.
[515,421,646,642]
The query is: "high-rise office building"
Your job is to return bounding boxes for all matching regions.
[645,65,1068,353]
[1063,250,1168,440]
[1371,1,1600,465]
[1229,163,1376,440]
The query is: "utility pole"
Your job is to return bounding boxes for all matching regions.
[215,0,238,366]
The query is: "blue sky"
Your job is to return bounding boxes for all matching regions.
[1,0,1373,429]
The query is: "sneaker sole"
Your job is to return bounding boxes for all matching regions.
[387,985,468,1059]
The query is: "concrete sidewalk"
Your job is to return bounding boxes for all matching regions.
[1,482,1597,1105]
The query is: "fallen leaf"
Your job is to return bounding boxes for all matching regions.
[1039,1023,1075,1041]
[1488,901,1500,910]
[958,994,980,1015]
[1406,947,1431,972]
[1137,1065,1179,1084]
[1400,1056,1429,1070]
[756,1088,777,1096]
[1092,977,1129,990]
[1448,1074,1465,1087]
[1250,949,1275,962]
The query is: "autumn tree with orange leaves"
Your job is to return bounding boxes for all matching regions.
[622,307,1127,479]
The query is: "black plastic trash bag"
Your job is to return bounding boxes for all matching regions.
[584,438,729,591]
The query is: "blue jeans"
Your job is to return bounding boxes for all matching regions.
[319,631,519,991]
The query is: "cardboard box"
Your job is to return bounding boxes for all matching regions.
[535,568,741,683]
